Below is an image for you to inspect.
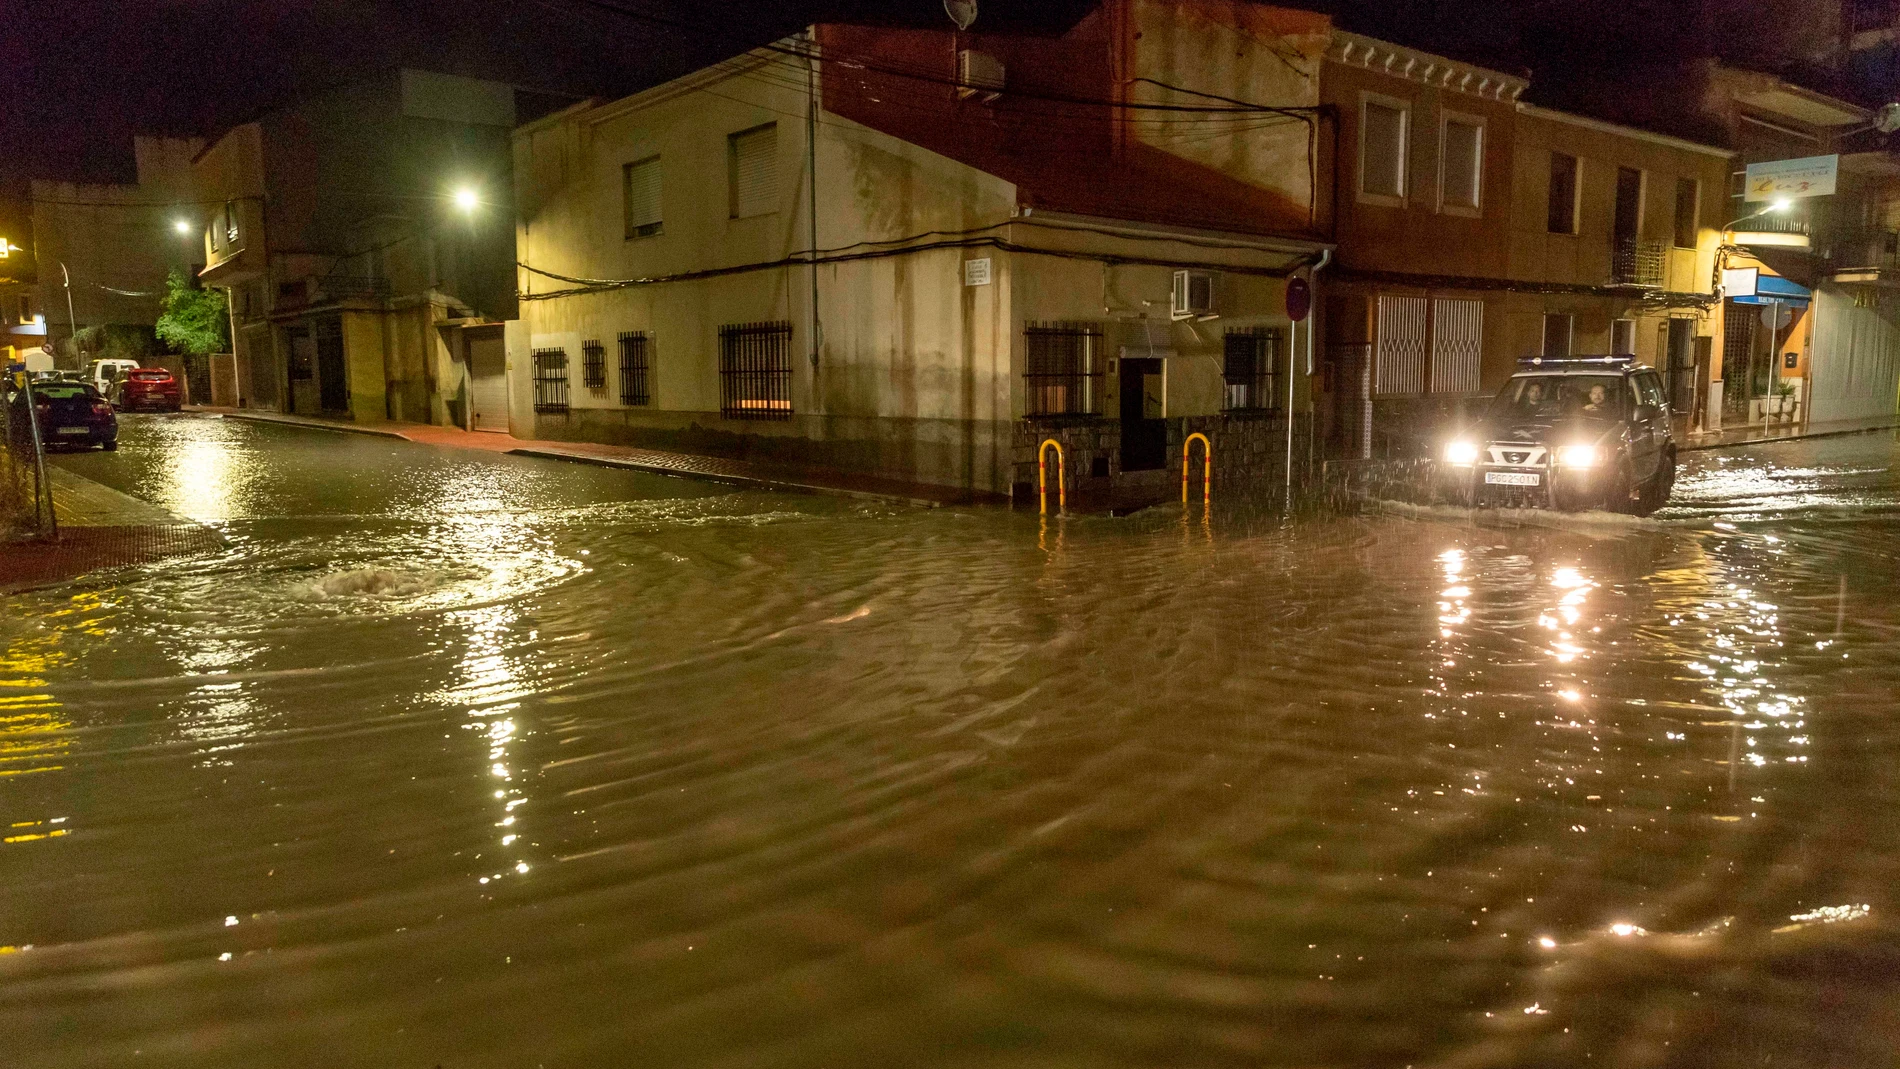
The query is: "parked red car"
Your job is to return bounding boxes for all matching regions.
[113,367,182,412]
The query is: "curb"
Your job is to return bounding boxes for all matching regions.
[1681,421,1900,453]
[505,447,943,508]
[219,412,413,440]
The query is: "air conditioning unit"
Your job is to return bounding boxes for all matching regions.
[957,49,1005,102]
[1172,270,1216,320]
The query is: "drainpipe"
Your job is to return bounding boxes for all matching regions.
[1286,248,1332,496]
[805,30,823,391]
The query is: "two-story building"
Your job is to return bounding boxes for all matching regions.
[1316,34,1734,458]
[193,70,518,425]
[509,2,1336,505]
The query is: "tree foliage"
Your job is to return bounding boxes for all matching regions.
[154,268,229,356]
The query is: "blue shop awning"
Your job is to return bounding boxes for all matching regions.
[1732,274,1811,306]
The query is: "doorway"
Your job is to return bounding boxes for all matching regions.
[1664,318,1696,413]
[314,316,348,413]
[1722,301,1757,421]
[1119,357,1167,472]
[466,327,508,432]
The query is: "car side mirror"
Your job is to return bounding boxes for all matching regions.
[1635,403,1659,420]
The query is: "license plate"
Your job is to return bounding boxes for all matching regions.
[1485,471,1541,487]
[57,427,90,436]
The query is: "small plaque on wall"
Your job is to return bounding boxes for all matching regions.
[963,258,992,287]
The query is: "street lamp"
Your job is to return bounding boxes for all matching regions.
[453,187,479,214]
[173,219,192,235]
[1724,198,1793,231]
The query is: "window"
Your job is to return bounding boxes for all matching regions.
[728,124,778,219]
[1611,318,1636,355]
[1635,370,1665,410]
[623,156,662,238]
[581,339,605,389]
[718,321,792,419]
[1430,298,1484,394]
[618,331,650,406]
[1673,177,1699,248]
[1440,115,1483,212]
[1547,152,1579,234]
[1023,321,1104,416]
[223,201,239,244]
[1360,96,1409,202]
[1375,295,1428,396]
[532,348,569,412]
[1542,313,1574,356]
[1222,327,1281,412]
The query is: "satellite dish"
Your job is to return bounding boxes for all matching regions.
[1876,102,1900,135]
[945,0,977,31]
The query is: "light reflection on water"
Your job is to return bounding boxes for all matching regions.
[3,420,1899,1067]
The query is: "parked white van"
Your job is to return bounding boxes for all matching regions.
[87,359,141,397]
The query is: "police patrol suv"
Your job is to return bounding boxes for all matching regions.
[1440,355,1677,515]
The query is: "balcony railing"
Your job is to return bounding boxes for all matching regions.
[1611,236,1667,287]
[275,275,391,309]
[1823,226,1900,271]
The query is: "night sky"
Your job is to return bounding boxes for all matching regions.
[0,0,1849,193]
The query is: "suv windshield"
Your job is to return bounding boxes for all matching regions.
[1487,374,1627,422]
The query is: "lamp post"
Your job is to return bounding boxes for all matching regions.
[1723,198,1793,233]
[58,261,78,368]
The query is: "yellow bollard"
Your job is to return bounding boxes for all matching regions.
[1182,432,1211,507]
[1038,438,1066,515]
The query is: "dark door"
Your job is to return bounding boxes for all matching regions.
[1614,168,1641,244]
[315,316,349,413]
[1722,301,1755,420]
[1664,318,1696,413]
[1119,357,1167,472]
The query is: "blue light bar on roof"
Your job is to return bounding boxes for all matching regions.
[1516,355,1636,368]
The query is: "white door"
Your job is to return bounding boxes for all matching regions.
[1809,287,1900,425]
[467,330,508,432]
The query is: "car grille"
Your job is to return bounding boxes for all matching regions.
[1486,444,1547,467]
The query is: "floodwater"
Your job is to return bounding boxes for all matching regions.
[6,415,1900,1067]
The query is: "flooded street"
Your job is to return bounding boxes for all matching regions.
[7,414,1900,1067]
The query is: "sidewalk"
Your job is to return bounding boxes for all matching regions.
[1681,414,1900,452]
[2,466,222,593]
[208,409,976,507]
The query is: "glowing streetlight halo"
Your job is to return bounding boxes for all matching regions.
[453,187,480,214]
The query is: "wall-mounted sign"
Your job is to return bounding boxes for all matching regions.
[1745,154,1838,202]
[962,257,992,287]
[1721,267,1759,297]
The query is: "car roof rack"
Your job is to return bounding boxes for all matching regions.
[1516,354,1636,369]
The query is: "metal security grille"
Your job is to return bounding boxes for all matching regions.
[718,321,792,420]
[617,331,650,406]
[1429,298,1484,394]
[582,340,606,390]
[1222,327,1281,411]
[532,348,569,413]
[1023,321,1103,416]
[1375,294,1428,395]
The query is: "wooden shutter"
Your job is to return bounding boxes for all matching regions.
[729,124,777,219]
[624,157,662,236]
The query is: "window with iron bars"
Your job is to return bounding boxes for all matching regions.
[1222,327,1281,412]
[618,331,650,406]
[1023,321,1104,417]
[532,348,569,413]
[718,321,792,420]
[582,340,606,390]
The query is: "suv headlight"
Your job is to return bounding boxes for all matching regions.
[1444,440,1479,465]
[1555,444,1600,468]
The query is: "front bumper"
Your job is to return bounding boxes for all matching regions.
[1444,462,1613,509]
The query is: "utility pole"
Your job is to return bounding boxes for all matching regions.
[806,31,822,390]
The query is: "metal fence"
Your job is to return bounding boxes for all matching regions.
[1,380,56,540]
[718,322,793,420]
